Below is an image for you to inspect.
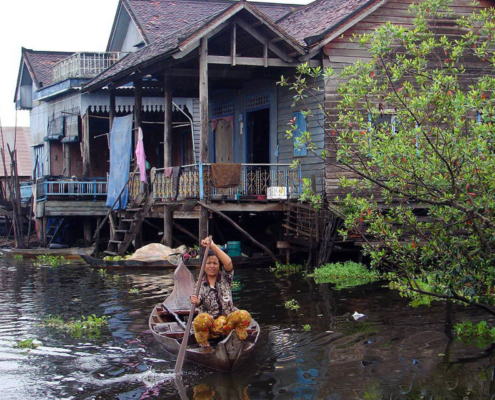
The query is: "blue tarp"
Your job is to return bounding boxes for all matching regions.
[106,114,133,209]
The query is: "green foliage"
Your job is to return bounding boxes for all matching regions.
[270,262,305,277]
[310,261,380,289]
[43,314,108,338]
[98,269,107,277]
[36,255,70,267]
[280,0,495,315]
[12,254,23,261]
[284,299,300,311]
[303,324,311,332]
[231,281,241,290]
[454,320,495,347]
[13,338,42,349]
[128,288,140,294]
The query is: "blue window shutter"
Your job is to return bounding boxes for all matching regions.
[293,111,307,157]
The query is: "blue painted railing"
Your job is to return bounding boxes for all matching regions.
[36,177,108,201]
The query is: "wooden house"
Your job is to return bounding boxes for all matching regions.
[14,0,492,256]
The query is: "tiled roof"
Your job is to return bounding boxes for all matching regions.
[85,1,301,91]
[127,0,296,44]
[278,0,380,46]
[23,48,74,88]
[0,127,32,177]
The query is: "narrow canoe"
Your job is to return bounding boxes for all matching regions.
[79,252,273,269]
[148,259,260,372]
[1,246,95,260]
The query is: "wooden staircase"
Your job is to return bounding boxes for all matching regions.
[104,192,154,256]
[46,217,65,247]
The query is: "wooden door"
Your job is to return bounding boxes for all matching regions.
[214,119,233,163]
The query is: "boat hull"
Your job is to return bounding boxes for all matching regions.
[1,246,94,260]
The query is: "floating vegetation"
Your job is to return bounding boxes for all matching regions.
[303,324,311,332]
[128,288,140,294]
[98,269,107,277]
[43,314,109,338]
[35,255,70,267]
[310,261,380,289]
[12,254,23,261]
[231,281,241,290]
[285,299,300,311]
[270,262,306,277]
[454,320,495,347]
[13,338,42,349]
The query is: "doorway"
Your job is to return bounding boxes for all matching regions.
[246,108,270,163]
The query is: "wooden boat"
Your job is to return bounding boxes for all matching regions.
[79,251,273,269]
[149,260,260,372]
[1,246,95,260]
[79,252,183,269]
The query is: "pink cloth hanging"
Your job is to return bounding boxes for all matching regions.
[135,127,147,183]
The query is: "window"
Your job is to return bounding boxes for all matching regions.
[293,111,307,157]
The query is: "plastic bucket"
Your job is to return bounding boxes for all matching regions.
[227,241,241,257]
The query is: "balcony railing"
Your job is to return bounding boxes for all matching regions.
[152,163,302,201]
[36,177,108,201]
[52,52,126,83]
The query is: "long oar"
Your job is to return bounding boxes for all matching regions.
[174,236,212,375]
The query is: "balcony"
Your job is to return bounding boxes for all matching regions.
[52,52,126,83]
[152,163,302,202]
[36,177,108,201]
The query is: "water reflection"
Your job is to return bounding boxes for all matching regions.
[0,258,494,399]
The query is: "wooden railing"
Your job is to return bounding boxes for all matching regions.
[52,52,126,83]
[152,163,302,201]
[36,177,108,201]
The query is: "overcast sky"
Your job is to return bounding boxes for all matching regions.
[0,0,309,129]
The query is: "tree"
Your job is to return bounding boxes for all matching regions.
[279,0,495,316]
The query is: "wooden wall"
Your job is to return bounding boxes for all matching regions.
[277,75,325,194]
[322,0,493,200]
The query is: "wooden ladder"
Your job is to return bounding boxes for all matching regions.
[46,217,65,247]
[104,192,154,256]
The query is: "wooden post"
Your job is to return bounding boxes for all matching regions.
[95,216,101,254]
[134,79,143,150]
[42,216,47,247]
[163,205,173,247]
[81,113,90,176]
[109,89,116,131]
[163,74,174,246]
[199,37,209,241]
[83,219,92,247]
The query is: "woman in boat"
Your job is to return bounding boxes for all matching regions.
[190,237,251,347]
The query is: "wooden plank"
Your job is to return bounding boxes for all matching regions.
[164,74,173,168]
[199,37,209,241]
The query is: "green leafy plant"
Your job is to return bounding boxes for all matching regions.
[303,324,311,332]
[98,269,107,277]
[310,261,380,289]
[285,299,300,311]
[43,314,108,338]
[13,254,23,261]
[280,0,495,318]
[231,281,241,290]
[454,320,495,347]
[270,262,305,277]
[128,288,140,294]
[36,255,70,267]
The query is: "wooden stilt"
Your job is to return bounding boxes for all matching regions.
[163,205,173,247]
[83,219,92,247]
[198,37,209,242]
[95,217,101,254]
[81,113,90,177]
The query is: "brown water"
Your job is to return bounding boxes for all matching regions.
[0,258,494,399]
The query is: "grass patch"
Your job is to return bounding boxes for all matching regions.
[270,262,306,277]
[43,314,108,338]
[310,261,380,289]
[35,255,70,267]
[13,338,42,349]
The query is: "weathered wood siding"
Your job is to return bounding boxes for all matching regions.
[277,75,325,194]
[322,0,493,200]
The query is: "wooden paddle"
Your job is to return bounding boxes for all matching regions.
[174,235,212,375]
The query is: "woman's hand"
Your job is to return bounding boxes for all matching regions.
[190,295,201,306]
[201,237,214,248]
